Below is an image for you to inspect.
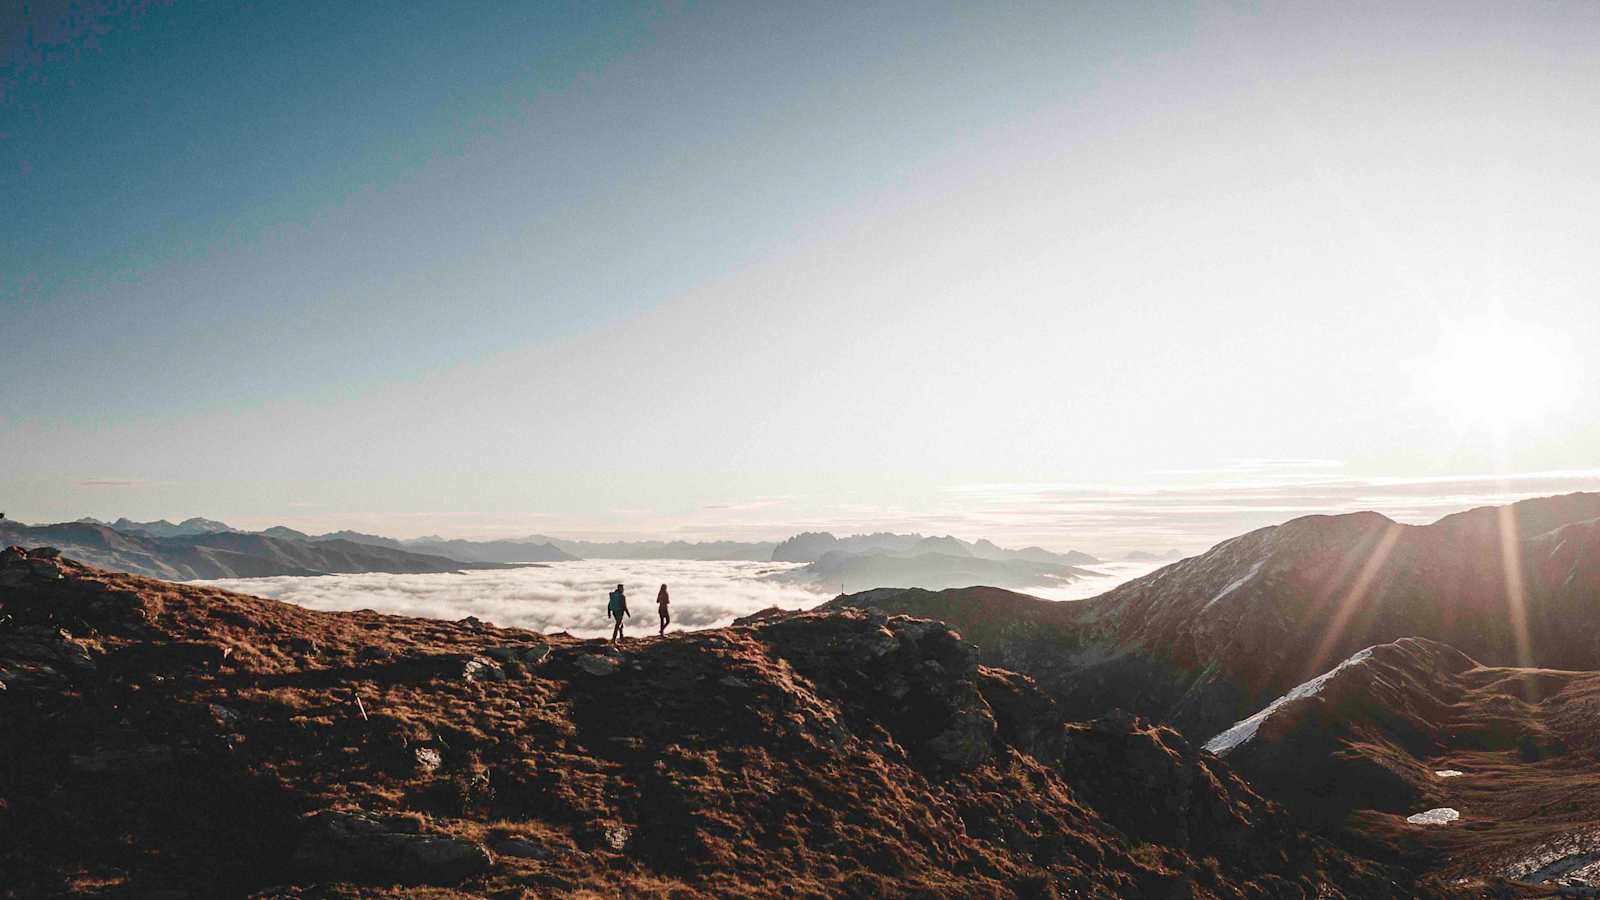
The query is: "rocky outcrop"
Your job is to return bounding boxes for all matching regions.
[291,810,492,884]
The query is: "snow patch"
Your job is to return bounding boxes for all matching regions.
[1434,769,1465,778]
[1202,646,1375,755]
[1407,808,1460,825]
[1201,560,1266,612]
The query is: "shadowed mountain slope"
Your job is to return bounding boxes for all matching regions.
[1201,637,1600,890]
[0,548,1437,898]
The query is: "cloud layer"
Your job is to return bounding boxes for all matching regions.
[193,558,1170,636]
[193,560,833,639]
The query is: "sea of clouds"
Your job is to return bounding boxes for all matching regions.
[193,560,830,639]
[191,558,1165,638]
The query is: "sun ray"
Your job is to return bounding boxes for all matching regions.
[1495,504,1538,701]
[1303,523,1403,681]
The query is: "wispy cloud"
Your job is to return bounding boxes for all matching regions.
[941,468,1600,552]
[701,495,797,512]
[73,477,172,488]
[1150,458,1345,477]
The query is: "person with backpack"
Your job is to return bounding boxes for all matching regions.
[656,584,670,635]
[608,583,630,642]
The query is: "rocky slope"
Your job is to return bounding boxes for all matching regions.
[0,521,531,580]
[831,493,1600,741]
[0,547,1437,898]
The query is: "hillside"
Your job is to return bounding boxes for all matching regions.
[1202,637,1600,889]
[0,547,1439,898]
[0,521,527,580]
[832,493,1600,741]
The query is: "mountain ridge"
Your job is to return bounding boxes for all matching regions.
[826,492,1600,742]
[0,548,1439,897]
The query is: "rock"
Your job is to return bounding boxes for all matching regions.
[603,825,630,851]
[458,616,484,627]
[292,810,491,884]
[0,629,96,690]
[575,655,620,677]
[209,704,243,727]
[70,744,179,773]
[414,747,443,773]
[484,644,551,665]
[861,628,900,658]
[110,640,231,674]
[25,558,63,580]
[357,645,394,663]
[461,657,506,683]
[491,838,552,860]
[31,546,63,559]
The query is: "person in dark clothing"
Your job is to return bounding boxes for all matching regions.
[608,583,630,642]
[656,584,670,635]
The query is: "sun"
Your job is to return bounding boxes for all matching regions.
[1425,317,1566,429]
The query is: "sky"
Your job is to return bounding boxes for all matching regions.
[4,1,1599,555]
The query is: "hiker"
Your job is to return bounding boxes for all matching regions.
[608,583,630,641]
[656,583,670,635]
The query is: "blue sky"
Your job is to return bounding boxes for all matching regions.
[5,2,1600,552]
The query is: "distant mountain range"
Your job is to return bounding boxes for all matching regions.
[764,531,1101,593]
[777,550,1094,593]
[77,516,235,538]
[0,520,527,580]
[8,517,1106,583]
[770,531,1098,566]
[523,536,777,561]
[1122,548,1183,562]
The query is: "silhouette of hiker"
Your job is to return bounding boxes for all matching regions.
[608,583,630,641]
[656,583,670,635]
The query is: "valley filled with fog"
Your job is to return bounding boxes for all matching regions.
[191,558,1167,637]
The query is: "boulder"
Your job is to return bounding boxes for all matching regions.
[414,747,443,773]
[291,810,491,884]
[485,644,552,666]
[575,655,620,677]
[461,657,506,683]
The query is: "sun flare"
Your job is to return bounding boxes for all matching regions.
[1426,317,1566,428]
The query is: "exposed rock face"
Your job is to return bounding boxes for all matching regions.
[291,810,491,883]
[0,547,1442,897]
